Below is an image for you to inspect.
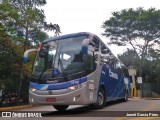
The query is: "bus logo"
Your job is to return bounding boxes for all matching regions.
[109,69,118,80]
[48,90,53,95]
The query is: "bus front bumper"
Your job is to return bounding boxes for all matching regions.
[29,82,95,105]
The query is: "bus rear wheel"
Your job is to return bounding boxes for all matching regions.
[91,87,106,109]
[53,105,69,111]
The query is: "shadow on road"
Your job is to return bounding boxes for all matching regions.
[43,100,125,117]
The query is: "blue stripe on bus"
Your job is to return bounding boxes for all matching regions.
[29,77,87,90]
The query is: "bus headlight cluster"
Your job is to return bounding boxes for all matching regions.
[68,83,86,91]
[68,85,78,91]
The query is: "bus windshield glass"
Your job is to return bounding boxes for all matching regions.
[31,35,87,83]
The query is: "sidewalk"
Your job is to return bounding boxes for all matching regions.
[143,97,160,100]
[0,104,33,111]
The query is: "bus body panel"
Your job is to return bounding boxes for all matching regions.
[98,64,126,102]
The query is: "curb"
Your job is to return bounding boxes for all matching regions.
[0,105,33,111]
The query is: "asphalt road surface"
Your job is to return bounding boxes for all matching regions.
[1,98,160,120]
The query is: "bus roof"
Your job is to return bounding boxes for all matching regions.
[43,32,99,43]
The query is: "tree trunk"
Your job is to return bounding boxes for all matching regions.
[18,21,29,104]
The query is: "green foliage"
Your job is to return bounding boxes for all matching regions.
[0,0,61,104]
[118,49,139,69]
[102,7,160,77]
[118,49,160,84]
[102,8,160,45]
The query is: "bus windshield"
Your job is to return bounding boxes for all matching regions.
[31,35,88,83]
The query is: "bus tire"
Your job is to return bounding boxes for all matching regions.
[91,87,106,109]
[53,105,69,111]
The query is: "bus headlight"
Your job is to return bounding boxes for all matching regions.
[68,84,83,91]
[68,85,78,91]
[30,88,37,92]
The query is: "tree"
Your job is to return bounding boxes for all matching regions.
[0,0,61,103]
[5,0,61,46]
[118,49,139,70]
[102,7,160,77]
[0,0,19,79]
[118,49,160,84]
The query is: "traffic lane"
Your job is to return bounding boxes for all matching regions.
[41,99,160,117]
[16,98,160,112]
[0,101,127,120]
[17,98,133,112]
[42,101,127,117]
[31,98,160,120]
[41,99,160,120]
[0,98,160,120]
[103,98,160,111]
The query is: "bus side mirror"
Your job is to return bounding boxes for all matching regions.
[23,49,37,63]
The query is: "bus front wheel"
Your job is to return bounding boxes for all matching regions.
[91,87,106,109]
[53,105,69,111]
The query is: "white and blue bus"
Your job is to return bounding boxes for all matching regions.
[23,32,129,111]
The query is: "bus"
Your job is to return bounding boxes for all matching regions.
[23,32,129,111]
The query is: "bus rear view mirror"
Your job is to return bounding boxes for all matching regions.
[23,49,37,63]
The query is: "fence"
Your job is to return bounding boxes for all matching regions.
[141,83,160,98]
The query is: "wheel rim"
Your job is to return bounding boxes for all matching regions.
[98,92,104,105]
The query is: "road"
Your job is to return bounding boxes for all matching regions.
[1,98,160,120]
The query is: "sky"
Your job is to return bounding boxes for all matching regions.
[42,0,160,55]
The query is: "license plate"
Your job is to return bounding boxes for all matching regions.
[46,98,56,102]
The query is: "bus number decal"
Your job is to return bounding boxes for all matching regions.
[89,84,94,90]
[71,80,79,85]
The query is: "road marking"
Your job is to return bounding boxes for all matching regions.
[114,116,159,120]
[0,105,33,111]
[143,104,157,111]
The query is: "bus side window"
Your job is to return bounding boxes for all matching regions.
[100,43,111,65]
[121,64,129,77]
[115,61,123,74]
[112,59,126,75]
[109,57,116,68]
[86,51,96,73]
[88,37,99,71]
[90,37,99,63]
